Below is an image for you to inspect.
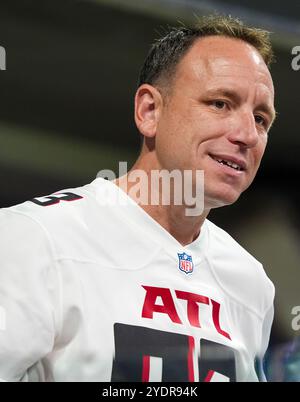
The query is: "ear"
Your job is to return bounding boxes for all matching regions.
[134,84,163,138]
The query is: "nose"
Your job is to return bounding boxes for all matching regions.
[227,111,259,148]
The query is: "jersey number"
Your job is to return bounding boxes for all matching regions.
[111,323,236,382]
[30,192,83,206]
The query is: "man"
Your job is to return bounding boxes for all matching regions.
[0,15,275,382]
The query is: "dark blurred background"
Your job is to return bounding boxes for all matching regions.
[0,0,299,381]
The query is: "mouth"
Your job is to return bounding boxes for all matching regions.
[209,154,246,172]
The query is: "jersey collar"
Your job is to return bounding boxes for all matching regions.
[93,178,209,264]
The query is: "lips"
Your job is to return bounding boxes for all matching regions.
[209,154,247,172]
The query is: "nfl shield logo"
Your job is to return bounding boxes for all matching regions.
[177,252,194,274]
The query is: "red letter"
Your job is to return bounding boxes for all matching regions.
[142,286,182,324]
[211,299,231,340]
[175,290,209,327]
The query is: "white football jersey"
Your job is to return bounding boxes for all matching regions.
[0,177,274,382]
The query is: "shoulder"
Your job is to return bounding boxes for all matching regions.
[3,178,126,225]
[0,180,101,260]
[0,178,159,268]
[4,180,96,221]
[205,219,275,318]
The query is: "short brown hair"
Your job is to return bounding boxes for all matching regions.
[138,15,274,89]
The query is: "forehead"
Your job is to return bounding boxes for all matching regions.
[175,36,274,97]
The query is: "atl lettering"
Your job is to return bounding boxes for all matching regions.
[142,286,231,340]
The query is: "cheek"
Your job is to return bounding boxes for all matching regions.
[156,119,198,170]
[198,115,230,143]
[157,108,196,149]
[155,118,184,169]
[248,143,267,179]
[254,140,267,163]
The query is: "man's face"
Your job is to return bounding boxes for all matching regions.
[154,36,275,209]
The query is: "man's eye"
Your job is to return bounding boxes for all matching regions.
[254,115,266,126]
[212,100,227,109]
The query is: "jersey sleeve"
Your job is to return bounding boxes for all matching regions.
[260,304,275,381]
[0,209,60,381]
[255,300,275,382]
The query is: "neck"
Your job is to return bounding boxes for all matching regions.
[113,152,210,246]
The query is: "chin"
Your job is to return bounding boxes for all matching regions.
[205,188,242,209]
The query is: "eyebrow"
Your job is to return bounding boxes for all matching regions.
[205,88,277,125]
